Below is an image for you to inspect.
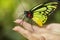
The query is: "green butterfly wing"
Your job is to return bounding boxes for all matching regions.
[31,2,58,26]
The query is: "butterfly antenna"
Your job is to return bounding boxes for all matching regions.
[20,0,26,11]
[19,0,26,26]
[32,0,41,5]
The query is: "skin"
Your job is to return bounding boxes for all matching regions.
[13,19,60,40]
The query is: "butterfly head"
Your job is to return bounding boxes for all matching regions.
[24,11,33,18]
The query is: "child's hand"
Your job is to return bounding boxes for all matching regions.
[13,19,60,40]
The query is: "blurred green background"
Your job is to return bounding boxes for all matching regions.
[0,0,60,40]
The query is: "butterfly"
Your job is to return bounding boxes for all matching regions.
[23,2,59,27]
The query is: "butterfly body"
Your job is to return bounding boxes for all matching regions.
[24,11,33,18]
[24,2,59,27]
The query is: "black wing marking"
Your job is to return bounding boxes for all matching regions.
[30,2,59,12]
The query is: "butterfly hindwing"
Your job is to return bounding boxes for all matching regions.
[31,2,59,26]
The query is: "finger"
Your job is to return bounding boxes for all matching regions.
[13,26,32,39]
[32,25,48,34]
[14,19,22,24]
[32,25,41,33]
[14,19,34,31]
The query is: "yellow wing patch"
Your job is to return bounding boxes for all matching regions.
[32,17,43,27]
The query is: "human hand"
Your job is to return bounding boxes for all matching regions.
[13,19,60,40]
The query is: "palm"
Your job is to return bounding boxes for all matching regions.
[13,19,60,40]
